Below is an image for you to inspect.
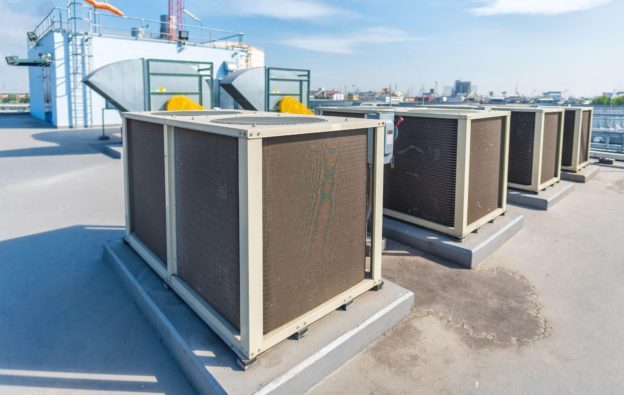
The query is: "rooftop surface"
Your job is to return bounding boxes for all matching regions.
[1,113,623,394]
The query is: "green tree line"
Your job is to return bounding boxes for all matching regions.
[0,93,29,104]
[592,95,624,106]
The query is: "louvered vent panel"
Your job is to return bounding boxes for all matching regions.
[580,110,591,163]
[262,130,368,334]
[541,112,561,184]
[561,110,575,167]
[174,128,241,329]
[320,110,366,119]
[467,117,505,225]
[508,112,536,186]
[127,120,167,263]
[384,116,458,227]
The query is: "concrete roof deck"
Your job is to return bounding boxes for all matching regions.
[1,113,623,394]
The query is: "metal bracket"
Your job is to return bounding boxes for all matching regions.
[290,326,309,340]
[339,300,353,311]
[236,357,257,371]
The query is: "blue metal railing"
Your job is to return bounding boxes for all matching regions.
[29,6,244,48]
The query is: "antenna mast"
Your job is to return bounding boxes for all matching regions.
[168,0,184,40]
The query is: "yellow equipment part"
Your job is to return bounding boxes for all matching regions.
[278,96,314,115]
[166,95,205,111]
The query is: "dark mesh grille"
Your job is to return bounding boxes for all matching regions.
[213,116,327,125]
[580,110,591,163]
[262,130,368,334]
[508,111,536,186]
[320,110,366,119]
[561,110,576,167]
[174,128,240,329]
[384,116,458,227]
[152,110,241,116]
[467,117,505,225]
[127,120,167,263]
[541,112,561,184]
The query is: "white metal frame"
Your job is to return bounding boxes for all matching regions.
[319,107,511,239]
[492,107,565,193]
[561,108,593,173]
[122,111,385,362]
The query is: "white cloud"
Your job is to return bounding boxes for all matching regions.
[472,0,611,15]
[187,0,350,21]
[280,27,419,54]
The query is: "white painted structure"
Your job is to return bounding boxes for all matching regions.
[26,2,262,128]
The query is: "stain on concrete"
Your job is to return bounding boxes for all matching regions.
[382,243,550,349]
[607,178,624,195]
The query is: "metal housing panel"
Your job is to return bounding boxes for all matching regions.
[127,120,167,263]
[467,117,505,225]
[174,128,241,329]
[561,109,576,167]
[580,110,591,163]
[508,111,536,186]
[320,110,366,119]
[261,130,368,334]
[384,116,458,227]
[541,112,562,184]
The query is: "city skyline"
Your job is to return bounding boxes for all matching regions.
[0,0,622,97]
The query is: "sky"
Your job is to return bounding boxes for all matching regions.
[0,0,622,97]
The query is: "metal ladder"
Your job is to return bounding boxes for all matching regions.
[68,1,93,128]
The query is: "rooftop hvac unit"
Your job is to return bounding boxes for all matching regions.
[561,107,593,173]
[387,109,510,239]
[490,107,564,193]
[122,110,386,366]
[320,106,511,239]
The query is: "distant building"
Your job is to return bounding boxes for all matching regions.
[346,92,360,101]
[359,91,377,102]
[313,88,345,101]
[453,80,471,97]
[543,91,563,100]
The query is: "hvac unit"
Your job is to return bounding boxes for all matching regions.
[321,106,511,239]
[122,110,386,366]
[386,109,511,239]
[561,107,593,173]
[490,106,564,193]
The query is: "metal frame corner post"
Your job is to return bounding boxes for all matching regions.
[454,117,471,238]
[164,125,178,277]
[238,137,264,359]
[370,125,385,283]
[500,114,511,210]
[122,116,132,236]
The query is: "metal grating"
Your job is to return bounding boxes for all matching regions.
[580,110,591,163]
[320,110,366,119]
[561,110,576,167]
[384,116,458,227]
[508,111,536,186]
[174,128,241,329]
[541,112,561,184]
[467,117,505,225]
[213,116,327,125]
[127,120,167,263]
[262,130,368,334]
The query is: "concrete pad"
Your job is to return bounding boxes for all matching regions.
[382,212,524,269]
[102,143,122,159]
[507,181,575,210]
[103,239,413,395]
[561,165,599,183]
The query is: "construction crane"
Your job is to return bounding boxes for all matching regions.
[168,0,184,40]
